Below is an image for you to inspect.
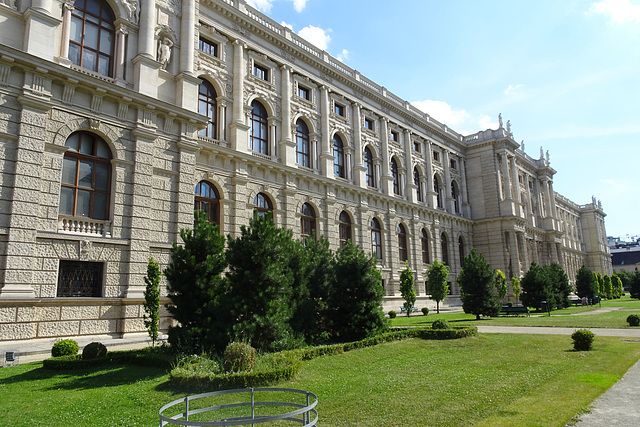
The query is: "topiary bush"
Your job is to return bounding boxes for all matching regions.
[388,310,397,319]
[627,314,640,327]
[432,319,450,330]
[421,307,429,316]
[572,329,595,351]
[51,339,79,357]
[223,342,257,373]
[82,342,108,360]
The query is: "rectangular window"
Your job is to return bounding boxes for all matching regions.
[390,131,399,142]
[364,118,374,130]
[433,151,440,162]
[334,103,345,117]
[57,260,103,297]
[413,141,421,152]
[199,37,218,57]
[298,85,310,100]
[253,64,269,81]
[450,159,457,169]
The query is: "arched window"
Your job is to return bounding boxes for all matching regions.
[365,147,375,187]
[301,202,316,240]
[440,232,449,266]
[296,119,310,167]
[458,236,465,265]
[250,100,268,155]
[194,181,220,227]
[391,158,400,195]
[60,132,112,220]
[414,167,422,202]
[371,217,382,260]
[69,0,116,77]
[452,181,460,213]
[333,134,345,178]
[254,192,273,218]
[339,211,352,248]
[398,224,408,262]
[421,229,430,264]
[434,175,442,208]
[198,80,217,138]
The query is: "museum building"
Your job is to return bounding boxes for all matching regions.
[0,0,612,343]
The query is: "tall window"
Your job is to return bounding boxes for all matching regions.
[371,218,382,260]
[60,132,112,220]
[198,80,217,138]
[194,181,220,226]
[421,229,430,264]
[434,175,442,208]
[250,100,268,154]
[69,0,116,77]
[301,203,316,240]
[296,119,310,167]
[398,224,408,262]
[339,211,352,248]
[254,192,272,218]
[391,158,400,195]
[441,232,449,266]
[414,167,422,202]
[365,147,375,187]
[458,236,465,265]
[333,134,345,178]
[452,181,460,213]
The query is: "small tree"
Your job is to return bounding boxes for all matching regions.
[426,260,449,314]
[595,273,604,297]
[458,249,500,320]
[603,275,612,300]
[511,277,521,305]
[520,262,554,310]
[575,266,597,300]
[495,269,508,304]
[612,274,623,299]
[143,257,161,346]
[631,268,640,299]
[400,261,416,316]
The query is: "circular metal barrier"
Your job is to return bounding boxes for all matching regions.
[159,387,318,426]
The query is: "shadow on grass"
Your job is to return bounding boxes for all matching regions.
[39,365,169,391]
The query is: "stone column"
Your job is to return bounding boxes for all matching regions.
[115,25,128,84]
[133,0,159,97]
[176,0,201,110]
[24,0,60,61]
[404,129,416,203]
[380,118,392,195]
[228,40,249,151]
[217,99,227,141]
[58,1,74,63]
[352,103,365,187]
[443,151,452,212]
[460,159,470,217]
[509,232,519,278]
[319,86,333,177]
[268,117,277,158]
[425,141,435,208]
[279,65,295,166]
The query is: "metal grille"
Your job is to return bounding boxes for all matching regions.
[57,261,103,297]
[3,350,19,367]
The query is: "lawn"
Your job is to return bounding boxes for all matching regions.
[1,334,640,426]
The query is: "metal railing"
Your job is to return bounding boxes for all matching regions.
[159,387,318,426]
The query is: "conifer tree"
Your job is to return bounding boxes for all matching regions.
[544,263,571,309]
[458,249,500,319]
[575,266,597,300]
[520,262,555,310]
[400,261,416,316]
[143,257,161,346]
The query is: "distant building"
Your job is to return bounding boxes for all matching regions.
[0,0,612,344]
[611,247,640,274]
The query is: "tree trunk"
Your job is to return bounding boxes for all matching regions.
[436,301,440,314]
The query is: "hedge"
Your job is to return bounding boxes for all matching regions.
[42,347,175,370]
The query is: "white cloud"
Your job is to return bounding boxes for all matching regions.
[336,49,349,62]
[411,100,470,127]
[298,25,331,51]
[280,20,293,30]
[504,84,524,96]
[245,0,273,12]
[477,114,499,130]
[289,0,308,12]
[588,0,640,24]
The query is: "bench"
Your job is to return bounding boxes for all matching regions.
[500,306,530,317]
[400,305,419,314]
[570,296,600,307]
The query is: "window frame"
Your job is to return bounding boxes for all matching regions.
[250,100,269,155]
[390,130,399,142]
[364,117,374,131]
[198,37,219,57]
[339,211,352,249]
[333,134,345,178]
[334,103,345,117]
[301,202,316,241]
[194,180,220,227]
[254,192,273,218]
[414,167,423,202]
[296,119,311,168]
[441,232,449,266]
[297,85,310,100]
[398,224,408,262]
[421,229,430,264]
[68,0,116,77]
[198,79,217,139]
[253,63,269,81]
[391,158,400,195]
[365,147,375,188]
[57,260,103,297]
[371,218,383,260]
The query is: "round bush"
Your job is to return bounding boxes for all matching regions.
[51,339,79,357]
[571,329,595,351]
[627,314,640,327]
[82,342,108,360]
[388,310,397,319]
[432,319,450,330]
[507,302,513,307]
[223,342,257,373]
[421,307,429,316]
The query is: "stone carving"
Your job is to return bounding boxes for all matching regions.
[520,140,525,151]
[123,0,140,24]
[506,120,511,135]
[157,37,174,70]
[545,150,550,162]
[498,113,503,128]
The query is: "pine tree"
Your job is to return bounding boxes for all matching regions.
[426,260,449,314]
[458,249,500,319]
[575,266,597,300]
[400,261,416,316]
[603,275,613,299]
[544,263,571,309]
[520,262,555,310]
[143,257,161,346]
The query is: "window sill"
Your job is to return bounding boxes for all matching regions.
[58,216,112,238]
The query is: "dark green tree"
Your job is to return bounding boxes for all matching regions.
[520,262,555,310]
[603,275,612,299]
[143,257,161,346]
[595,273,604,297]
[400,261,416,316]
[164,213,227,353]
[617,270,633,292]
[612,274,623,299]
[575,266,597,300]
[630,268,640,299]
[458,249,500,319]
[426,260,449,314]
[544,263,571,309]
[327,240,388,342]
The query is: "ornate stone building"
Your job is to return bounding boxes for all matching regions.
[0,0,611,343]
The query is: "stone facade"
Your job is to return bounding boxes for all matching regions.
[0,0,612,342]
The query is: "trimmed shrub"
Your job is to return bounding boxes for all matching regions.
[51,339,79,357]
[82,342,107,360]
[388,310,397,319]
[421,307,429,316]
[432,319,451,330]
[43,347,175,370]
[627,314,640,327]
[507,302,513,307]
[572,329,595,351]
[223,342,257,373]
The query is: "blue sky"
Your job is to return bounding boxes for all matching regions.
[245,0,640,239]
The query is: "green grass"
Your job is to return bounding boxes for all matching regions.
[1,335,640,426]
